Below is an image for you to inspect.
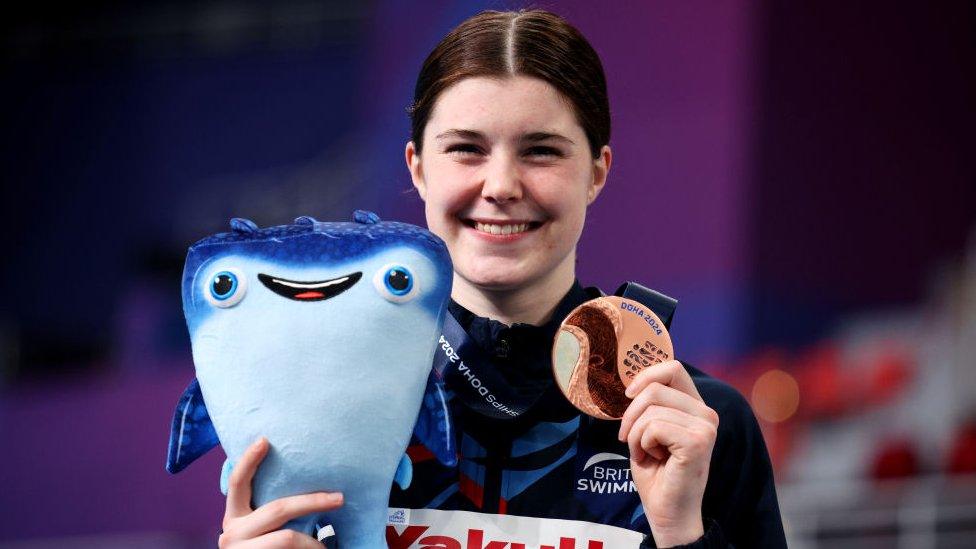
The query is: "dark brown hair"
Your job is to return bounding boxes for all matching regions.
[408,9,610,159]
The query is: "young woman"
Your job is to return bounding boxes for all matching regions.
[217,9,786,549]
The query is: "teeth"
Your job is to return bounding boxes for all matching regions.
[474,221,531,235]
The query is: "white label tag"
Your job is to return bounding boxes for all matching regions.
[385,508,646,548]
[388,507,412,526]
[316,524,335,542]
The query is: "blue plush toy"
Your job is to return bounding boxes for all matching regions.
[166,210,456,548]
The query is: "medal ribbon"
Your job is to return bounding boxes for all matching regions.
[432,282,677,420]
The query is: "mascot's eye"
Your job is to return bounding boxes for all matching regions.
[205,268,248,308]
[213,273,235,296]
[373,264,418,303]
[386,268,412,294]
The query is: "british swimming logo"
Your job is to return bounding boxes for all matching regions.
[576,452,636,494]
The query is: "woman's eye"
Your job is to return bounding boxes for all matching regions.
[446,143,483,156]
[525,146,562,158]
[205,268,248,308]
[373,264,419,303]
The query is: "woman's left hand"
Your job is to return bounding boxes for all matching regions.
[617,360,719,547]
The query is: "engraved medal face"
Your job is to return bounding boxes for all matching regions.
[552,296,674,419]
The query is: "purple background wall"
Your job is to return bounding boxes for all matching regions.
[750,1,976,346]
[0,0,972,544]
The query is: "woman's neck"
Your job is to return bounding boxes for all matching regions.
[450,259,576,327]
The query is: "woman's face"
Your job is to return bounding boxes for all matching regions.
[406,75,610,293]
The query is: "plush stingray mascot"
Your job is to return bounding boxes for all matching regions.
[166,210,456,548]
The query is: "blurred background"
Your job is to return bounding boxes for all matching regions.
[1,1,973,547]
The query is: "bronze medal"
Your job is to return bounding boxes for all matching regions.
[552,296,674,420]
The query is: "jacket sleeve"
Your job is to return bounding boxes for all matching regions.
[693,362,788,548]
[639,518,728,548]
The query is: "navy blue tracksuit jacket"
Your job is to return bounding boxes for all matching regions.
[390,281,788,548]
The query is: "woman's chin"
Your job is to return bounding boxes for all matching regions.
[458,264,534,292]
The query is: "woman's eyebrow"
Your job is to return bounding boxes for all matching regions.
[434,129,485,141]
[434,129,575,145]
[520,132,575,145]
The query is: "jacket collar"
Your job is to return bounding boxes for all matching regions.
[447,280,593,347]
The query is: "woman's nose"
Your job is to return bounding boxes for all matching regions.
[480,155,523,203]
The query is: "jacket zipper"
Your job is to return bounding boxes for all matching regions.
[481,436,512,514]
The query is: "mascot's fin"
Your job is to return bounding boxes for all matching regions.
[166,378,220,474]
[394,454,413,490]
[220,459,235,495]
[412,371,457,467]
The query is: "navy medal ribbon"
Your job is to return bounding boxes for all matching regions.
[432,282,677,420]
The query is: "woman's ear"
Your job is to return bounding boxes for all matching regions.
[405,141,427,201]
[587,145,612,205]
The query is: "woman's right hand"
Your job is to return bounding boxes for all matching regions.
[218,437,344,548]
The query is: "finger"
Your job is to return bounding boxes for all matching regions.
[622,404,712,453]
[627,406,715,463]
[232,492,344,540]
[627,410,664,462]
[231,528,325,549]
[624,360,702,402]
[628,407,717,463]
[225,437,270,521]
[619,382,718,441]
[640,419,716,465]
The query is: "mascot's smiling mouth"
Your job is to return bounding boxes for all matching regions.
[258,272,362,301]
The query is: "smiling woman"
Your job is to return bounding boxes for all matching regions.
[406,75,611,324]
[402,10,612,329]
[390,9,785,549]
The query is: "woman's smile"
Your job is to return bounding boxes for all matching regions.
[461,218,545,240]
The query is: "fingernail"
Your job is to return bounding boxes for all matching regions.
[625,386,635,398]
